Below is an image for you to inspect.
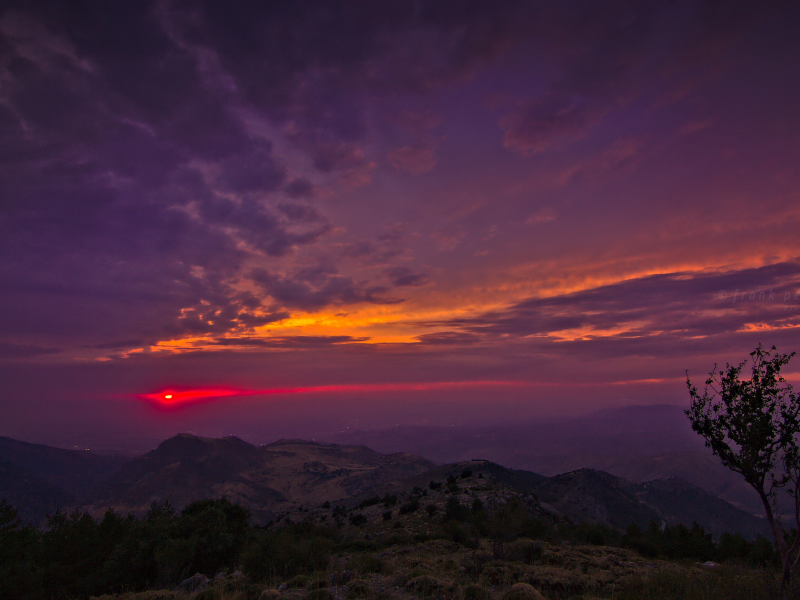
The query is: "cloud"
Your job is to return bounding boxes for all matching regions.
[251,266,403,312]
[415,332,481,346]
[0,0,790,357]
[283,178,317,199]
[438,260,800,358]
[339,223,414,265]
[431,226,465,251]
[502,93,604,155]
[0,342,61,359]
[387,142,438,175]
[383,266,429,287]
[209,335,370,348]
[525,207,556,226]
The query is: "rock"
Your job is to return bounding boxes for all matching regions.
[175,573,210,593]
[260,590,283,600]
[502,582,545,600]
[700,561,719,568]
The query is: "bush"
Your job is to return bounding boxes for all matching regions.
[349,514,367,526]
[358,497,380,510]
[308,589,336,600]
[346,581,373,599]
[444,498,469,523]
[398,499,420,515]
[461,583,490,600]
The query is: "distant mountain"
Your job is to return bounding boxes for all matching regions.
[0,436,127,499]
[0,436,128,524]
[340,460,767,540]
[84,434,437,523]
[324,405,766,516]
[0,431,770,540]
[0,458,73,526]
[532,468,768,540]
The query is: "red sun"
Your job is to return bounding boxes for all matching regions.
[137,380,528,408]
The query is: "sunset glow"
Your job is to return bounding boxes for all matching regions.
[1,2,799,448]
[139,380,531,407]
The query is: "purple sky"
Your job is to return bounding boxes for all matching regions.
[1,1,799,451]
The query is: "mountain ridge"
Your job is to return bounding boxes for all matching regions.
[0,431,770,540]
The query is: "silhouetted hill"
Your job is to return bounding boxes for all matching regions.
[0,458,73,526]
[0,436,127,498]
[85,434,436,523]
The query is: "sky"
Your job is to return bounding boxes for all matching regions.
[1,1,799,451]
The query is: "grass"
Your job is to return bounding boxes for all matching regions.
[90,539,782,600]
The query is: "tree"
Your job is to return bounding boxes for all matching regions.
[686,344,799,595]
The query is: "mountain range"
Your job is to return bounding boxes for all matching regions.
[324,404,768,515]
[0,428,769,541]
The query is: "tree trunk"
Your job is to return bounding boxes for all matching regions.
[758,490,791,595]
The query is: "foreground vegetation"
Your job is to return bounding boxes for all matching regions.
[0,489,789,600]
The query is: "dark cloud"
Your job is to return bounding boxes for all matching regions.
[0,0,539,350]
[0,342,61,359]
[415,332,480,346]
[498,1,776,155]
[340,223,413,265]
[438,260,800,357]
[0,0,793,358]
[209,335,370,348]
[383,266,429,287]
[251,266,403,312]
[283,178,317,199]
[502,92,605,155]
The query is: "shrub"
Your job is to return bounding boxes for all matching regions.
[358,497,380,510]
[461,584,490,600]
[502,583,544,600]
[398,499,420,515]
[307,589,335,600]
[405,576,441,595]
[349,514,367,526]
[346,581,373,599]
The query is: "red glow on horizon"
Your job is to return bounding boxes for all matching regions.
[137,380,527,408]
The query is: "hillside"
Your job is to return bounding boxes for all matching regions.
[84,434,437,522]
[0,432,769,540]
[0,436,128,524]
[325,405,766,515]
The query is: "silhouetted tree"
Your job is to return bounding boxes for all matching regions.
[686,344,799,596]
